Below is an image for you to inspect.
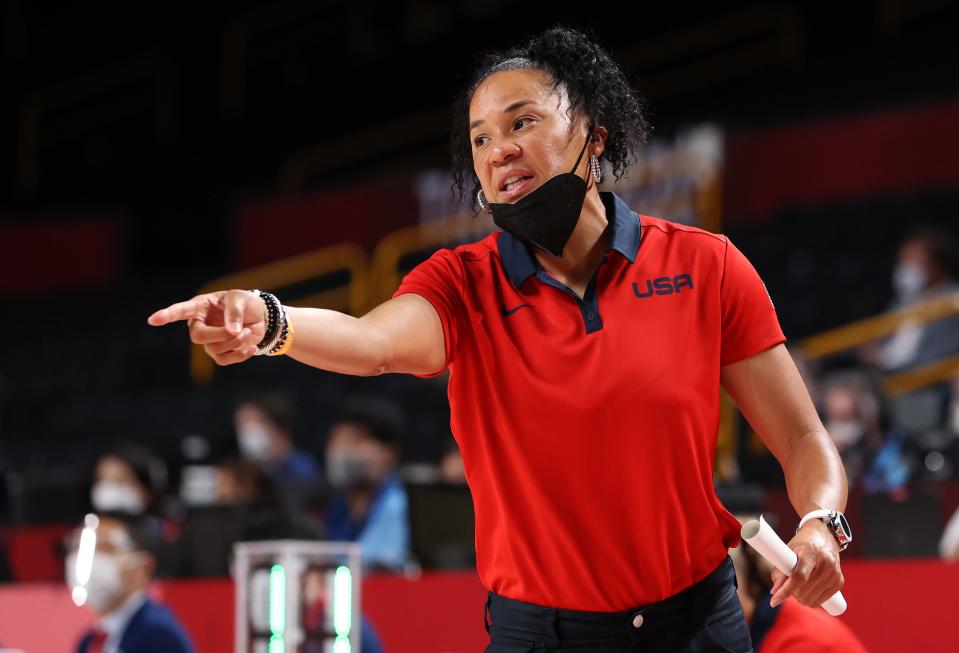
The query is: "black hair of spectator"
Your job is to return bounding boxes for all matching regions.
[335,396,408,449]
[96,511,161,561]
[99,443,167,499]
[236,393,296,438]
[450,26,650,204]
[904,225,959,280]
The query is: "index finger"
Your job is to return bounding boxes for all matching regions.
[148,297,204,326]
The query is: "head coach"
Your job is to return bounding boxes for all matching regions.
[150,27,850,653]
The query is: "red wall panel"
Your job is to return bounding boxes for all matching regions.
[725,101,959,223]
[1,561,957,653]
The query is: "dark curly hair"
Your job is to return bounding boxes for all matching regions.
[451,27,650,205]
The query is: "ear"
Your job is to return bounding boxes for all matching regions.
[590,126,609,158]
[130,551,156,585]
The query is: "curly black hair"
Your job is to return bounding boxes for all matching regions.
[450,27,650,205]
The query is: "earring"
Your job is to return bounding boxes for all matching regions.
[590,155,603,184]
[477,188,492,214]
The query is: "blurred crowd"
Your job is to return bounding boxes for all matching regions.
[0,227,958,652]
[735,226,959,498]
[72,391,469,582]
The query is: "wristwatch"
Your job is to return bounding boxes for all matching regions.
[797,509,853,552]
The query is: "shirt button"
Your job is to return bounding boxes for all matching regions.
[632,614,644,628]
[586,311,595,321]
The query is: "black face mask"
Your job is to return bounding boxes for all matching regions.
[489,132,591,257]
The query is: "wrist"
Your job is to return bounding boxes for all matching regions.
[797,509,852,552]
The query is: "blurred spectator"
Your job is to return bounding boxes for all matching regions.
[176,458,322,577]
[234,394,326,513]
[324,397,411,572]
[878,226,959,372]
[234,394,319,481]
[66,513,194,653]
[729,524,867,653]
[302,567,387,653]
[91,445,166,517]
[821,371,911,493]
[215,457,322,541]
[438,439,467,485]
[91,445,178,576]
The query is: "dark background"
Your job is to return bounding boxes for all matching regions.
[2,0,959,528]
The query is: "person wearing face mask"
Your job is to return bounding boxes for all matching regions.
[821,372,911,494]
[323,396,410,573]
[233,394,320,480]
[66,513,194,653]
[878,227,959,373]
[150,28,851,652]
[90,446,178,577]
[91,446,164,517]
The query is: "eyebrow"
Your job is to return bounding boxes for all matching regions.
[469,99,536,130]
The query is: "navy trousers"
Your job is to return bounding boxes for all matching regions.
[483,557,753,652]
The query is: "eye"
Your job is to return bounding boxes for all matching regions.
[513,116,535,131]
[473,135,489,148]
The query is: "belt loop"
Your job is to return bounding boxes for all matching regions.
[484,592,492,635]
[543,608,561,648]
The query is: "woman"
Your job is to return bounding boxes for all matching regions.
[150,28,848,653]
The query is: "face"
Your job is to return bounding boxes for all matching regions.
[64,517,153,615]
[234,404,283,460]
[326,423,396,480]
[468,69,605,204]
[95,456,150,507]
[898,239,931,274]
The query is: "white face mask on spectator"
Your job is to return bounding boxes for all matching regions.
[66,551,125,612]
[66,548,147,614]
[91,481,145,514]
[893,262,927,300]
[237,425,273,462]
[326,452,374,490]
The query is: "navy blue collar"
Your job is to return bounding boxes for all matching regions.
[496,191,641,291]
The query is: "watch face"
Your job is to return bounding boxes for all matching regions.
[837,512,852,538]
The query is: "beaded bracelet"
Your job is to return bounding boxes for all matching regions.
[249,290,284,356]
[268,313,295,357]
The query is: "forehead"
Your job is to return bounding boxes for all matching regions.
[328,422,383,448]
[97,455,133,478]
[468,68,566,121]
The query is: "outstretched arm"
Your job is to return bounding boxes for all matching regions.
[148,290,446,377]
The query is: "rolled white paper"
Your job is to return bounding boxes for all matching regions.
[741,515,847,616]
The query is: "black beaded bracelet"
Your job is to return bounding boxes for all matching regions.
[249,290,282,355]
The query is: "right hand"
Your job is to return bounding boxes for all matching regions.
[148,289,268,366]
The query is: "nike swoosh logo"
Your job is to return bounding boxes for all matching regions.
[501,303,531,316]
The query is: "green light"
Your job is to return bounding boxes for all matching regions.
[332,635,352,653]
[333,565,352,637]
[269,564,286,641]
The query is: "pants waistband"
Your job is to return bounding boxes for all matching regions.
[484,557,736,643]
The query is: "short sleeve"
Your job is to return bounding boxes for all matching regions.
[391,247,465,377]
[720,237,786,366]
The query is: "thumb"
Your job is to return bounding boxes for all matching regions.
[220,290,259,335]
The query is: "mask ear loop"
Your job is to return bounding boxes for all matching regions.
[569,122,595,176]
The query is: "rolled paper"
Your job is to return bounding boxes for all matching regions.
[741,515,847,616]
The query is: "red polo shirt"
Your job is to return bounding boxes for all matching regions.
[393,192,785,611]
